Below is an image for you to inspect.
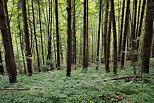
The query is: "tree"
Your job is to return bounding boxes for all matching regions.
[111,0,117,74]
[104,0,109,72]
[118,0,125,61]
[96,0,102,70]
[55,0,60,69]
[67,0,71,77]
[121,0,130,68]
[83,0,87,69]
[72,0,76,69]
[0,0,17,83]
[22,0,33,76]
[31,0,40,72]
[141,0,154,74]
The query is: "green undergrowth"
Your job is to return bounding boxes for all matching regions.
[0,63,154,103]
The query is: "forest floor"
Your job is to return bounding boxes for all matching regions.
[0,59,154,103]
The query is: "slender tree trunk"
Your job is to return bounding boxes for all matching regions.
[31,0,40,72]
[0,0,17,83]
[4,0,17,74]
[86,0,88,68]
[96,0,102,70]
[104,0,109,71]
[121,0,130,68]
[83,0,87,69]
[73,0,76,69]
[106,11,111,73]
[136,0,146,54]
[22,0,32,76]
[67,0,72,77]
[131,0,137,74]
[38,0,45,65]
[111,0,117,74]
[141,0,154,74]
[47,0,54,69]
[55,0,60,69]
[118,0,125,61]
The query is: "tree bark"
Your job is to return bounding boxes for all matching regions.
[105,11,111,72]
[96,0,102,70]
[83,0,87,69]
[0,50,4,75]
[22,0,32,76]
[111,0,117,74]
[118,0,125,61]
[141,0,154,74]
[67,0,72,77]
[121,0,130,68]
[55,0,60,69]
[31,0,40,72]
[38,0,45,65]
[0,0,17,83]
[104,0,109,71]
[73,0,76,69]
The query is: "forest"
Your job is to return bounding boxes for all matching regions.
[0,0,154,102]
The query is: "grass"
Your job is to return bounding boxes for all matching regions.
[0,60,154,103]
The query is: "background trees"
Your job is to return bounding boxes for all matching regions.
[0,0,153,82]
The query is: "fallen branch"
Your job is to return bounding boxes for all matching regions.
[97,73,154,82]
[0,87,51,91]
[82,81,130,103]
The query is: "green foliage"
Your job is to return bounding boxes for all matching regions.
[0,64,154,102]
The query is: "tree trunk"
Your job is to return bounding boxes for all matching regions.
[96,0,102,70]
[0,0,17,83]
[31,0,40,72]
[55,0,60,69]
[121,0,130,68]
[38,0,45,65]
[111,0,117,74]
[136,0,146,55]
[67,0,72,76]
[83,0,87,69]
[22,0,33,76]
[141,0,154,74]
[105,11,111,73]
[118,0,125,61]
[104,0,109,71]
[4,0,17,74]
[73,0,76,69]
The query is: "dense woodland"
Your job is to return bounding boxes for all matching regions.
[0,0,154,102]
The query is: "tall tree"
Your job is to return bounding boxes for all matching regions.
[86,0,88,68]
[121,0,130,68]
[141,0,154,74]
[83,0,87,69]
[105,11,112,72]
[47,0,53,69]
[67,0,71,77]
[4,0,17,73]
[131,0,137,74]
[136,0,146,56]
[96,0,102,70]
[73,0,76,69]
[38,0,45,65]
[111,0,117,74]
[31,0,40,72]
[55,0,60,69]
[22,0,33,76]
[0,0,17,83]
[118,0,125,61]
[104,0,109,72]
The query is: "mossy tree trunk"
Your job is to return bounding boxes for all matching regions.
[0,0,17,83]
[22,0,33,76]
[141,0,154,73]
